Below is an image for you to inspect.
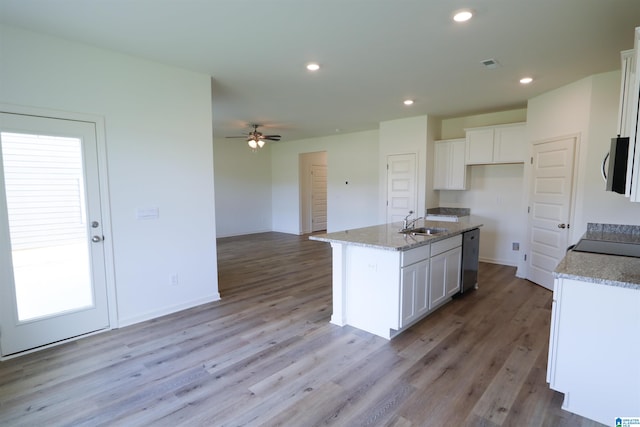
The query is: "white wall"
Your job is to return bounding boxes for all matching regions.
[526,71,640,244]
[271,130,379,234]
[438,109,528,266]
[213,139,272,237]
[379,116,430,222]
[0,25,219,326]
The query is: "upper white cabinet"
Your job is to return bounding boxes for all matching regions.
[624,27,640,202]
[434,138,467,190]
[465,123,526,165]
[617,49,635,138]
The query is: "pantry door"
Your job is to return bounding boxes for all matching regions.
[526,136,577,291]
[0,112,110,357]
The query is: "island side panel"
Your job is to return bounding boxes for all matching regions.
[329,242,347,326]
[344,245,401,339]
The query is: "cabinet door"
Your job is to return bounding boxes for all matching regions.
[494,124,525,163]
[449,139,467,189]
[400,259,429,328]
[433,141,449,190]
[429,246,461,309]
[429,251,447,309]
[444,246,462,297]
[466,128,494,164]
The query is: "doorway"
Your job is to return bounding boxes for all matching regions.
[0,112,112,357]
[526,136,577,290]
[299,151,327,234]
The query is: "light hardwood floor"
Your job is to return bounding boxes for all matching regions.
[0,232,604,426]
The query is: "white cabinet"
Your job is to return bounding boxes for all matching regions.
[547,277,640,424]
[434,138,467,190]
[400,258,429,327]
[465,123,526,165]
[617,49,635,138]
[334,234,465,339]
[624,27,640,202]
[429,235,462,309]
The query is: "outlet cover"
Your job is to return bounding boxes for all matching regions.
[512,242,520,251]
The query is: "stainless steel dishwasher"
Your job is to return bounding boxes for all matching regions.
[460,228,480,293]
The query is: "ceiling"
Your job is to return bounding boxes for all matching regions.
[1,0,640,141]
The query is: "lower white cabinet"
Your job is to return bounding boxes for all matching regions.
[399,258,429,327]
[547,277,640,425]
[338,234,463,339]
[429,245,462,309]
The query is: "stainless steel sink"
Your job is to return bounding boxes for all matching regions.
[400,227,448,236]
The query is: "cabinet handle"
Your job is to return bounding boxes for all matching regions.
[558,224,566,229]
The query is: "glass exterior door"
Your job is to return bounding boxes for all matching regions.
[0,113,109,357]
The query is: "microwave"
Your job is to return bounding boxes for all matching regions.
[604,136,629,194]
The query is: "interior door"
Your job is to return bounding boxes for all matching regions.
[526,136,576,290]
[0,112,110,357]
[386,153,417,224]
[310,164,327,232]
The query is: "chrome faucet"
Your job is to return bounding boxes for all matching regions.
[401,211,422,231]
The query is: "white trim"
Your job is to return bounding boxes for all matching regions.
[117,294,221,328]
[0,103,119,330]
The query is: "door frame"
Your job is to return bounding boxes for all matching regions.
[519,133,581,285]
[298,151,327,234]
[0,104,117,358]
[386,152,419,224]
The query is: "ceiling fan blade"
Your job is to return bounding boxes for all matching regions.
[225,136,249,138]
[263,137,280,141]
[263,134,281,138]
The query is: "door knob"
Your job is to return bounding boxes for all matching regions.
[558,224,566,229]
[91,235,103,242]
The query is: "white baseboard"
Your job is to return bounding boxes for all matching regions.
[118,293,221,328]
[479,257,518,267]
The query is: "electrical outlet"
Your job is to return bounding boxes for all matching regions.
[171,274,179,286]
[512,242,520,251]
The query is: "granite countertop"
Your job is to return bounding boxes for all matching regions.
[554,223,640,290]
[425,207,470,217]
[554,251,640,290]
[309,216,483,251]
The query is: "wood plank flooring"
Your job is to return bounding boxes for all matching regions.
[0,232,605,426]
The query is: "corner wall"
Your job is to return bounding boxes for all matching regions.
[271,130,379,234]
[438,109,528,266]
[0,25,219,326]
[213,139,272,237]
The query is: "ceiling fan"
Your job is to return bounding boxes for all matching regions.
[226,124,281,150]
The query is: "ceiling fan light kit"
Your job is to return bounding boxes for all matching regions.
[226,124,281,151]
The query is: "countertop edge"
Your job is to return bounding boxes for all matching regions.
[309,219,483,252]
[553,250,640,290]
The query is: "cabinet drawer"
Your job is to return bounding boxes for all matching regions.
[431,234,462,257]
[401,244,430,267]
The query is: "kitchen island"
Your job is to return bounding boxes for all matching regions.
[547,224,640,425]
[310,218,482,339]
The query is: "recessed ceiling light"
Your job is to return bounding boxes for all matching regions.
[453,9,473,22]
[306,63,320,71]
[403,99,414,106]
[520,77,533,84]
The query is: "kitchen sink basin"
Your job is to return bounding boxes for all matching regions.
[400,227,448,236]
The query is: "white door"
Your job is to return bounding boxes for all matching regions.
[0,113,110,357]
[386,153,417,224]
[311,164,327,232]
[526,137,576,290]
